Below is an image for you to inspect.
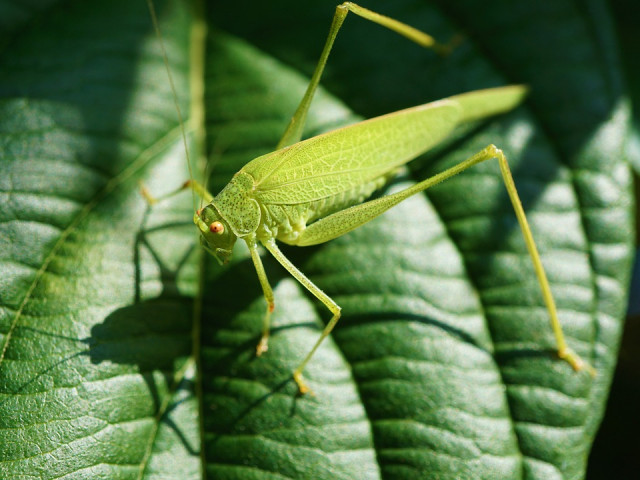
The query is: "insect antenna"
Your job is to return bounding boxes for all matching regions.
[145,0,197,212]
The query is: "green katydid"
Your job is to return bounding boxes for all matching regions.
[146,1,594,394]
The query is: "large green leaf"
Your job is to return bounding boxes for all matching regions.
[0,0,632,479]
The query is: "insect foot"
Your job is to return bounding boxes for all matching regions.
[560,347,597,377]
[139,183,158,205]
[256,335,269,356]
[293,370,313,396]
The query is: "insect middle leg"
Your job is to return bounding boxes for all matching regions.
[260,238,341,395]
[244,236,276,357]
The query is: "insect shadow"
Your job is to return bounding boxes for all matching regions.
[87,205,310,444]
[87,209,197,454]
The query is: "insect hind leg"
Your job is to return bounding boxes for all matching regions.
[433,144,595,375]
[277,2,457,150]
[484,145,594,375]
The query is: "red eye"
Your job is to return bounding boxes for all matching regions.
[196,208,201,216]
[210,221,224,234]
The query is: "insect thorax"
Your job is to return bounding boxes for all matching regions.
[213,172,261,237]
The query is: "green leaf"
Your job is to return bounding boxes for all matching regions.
[0,1,632,479]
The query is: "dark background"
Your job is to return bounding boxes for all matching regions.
[587,0,640,478]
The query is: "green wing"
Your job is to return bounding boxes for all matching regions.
[242,99,460,205]
[241,86,527,206]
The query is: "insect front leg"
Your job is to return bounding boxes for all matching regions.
[262,239,341,395]
[140,178,213,207]
[245,236,276,356]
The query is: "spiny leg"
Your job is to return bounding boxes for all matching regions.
[277,2,455,149]
[263,239,341,395]
[245,237,276,357]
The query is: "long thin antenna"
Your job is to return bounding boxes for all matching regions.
[145,5,207,475]
[145,0,197,210]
